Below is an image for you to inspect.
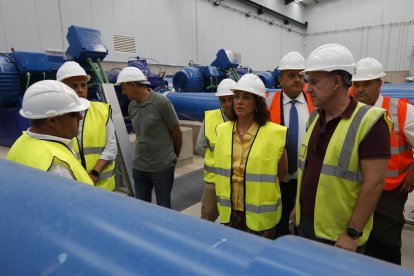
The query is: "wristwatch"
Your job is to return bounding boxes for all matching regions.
[90,169,100,179]
[346,226,363,239]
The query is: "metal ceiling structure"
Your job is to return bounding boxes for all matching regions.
[235,0,308,29]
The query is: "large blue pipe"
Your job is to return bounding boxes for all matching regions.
[0,159,412,275]
[166,92,219,122]
[381,83,414,103]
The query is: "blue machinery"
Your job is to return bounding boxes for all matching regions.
[1,25,414,274]
[0,158,413,275]
[4,25,414,146]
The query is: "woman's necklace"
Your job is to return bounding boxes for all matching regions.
[238,127,249,136]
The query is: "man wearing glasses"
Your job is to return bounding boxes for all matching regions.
[7,80,93,185]
[293,44,392,253]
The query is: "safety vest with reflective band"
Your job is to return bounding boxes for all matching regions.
[74,101,115,190]
[203,109,225,184]
[7,132,93,185]
[295,103,392,245]
[381,96,414,190]
[215,121,287,231]
[267,90,314,125]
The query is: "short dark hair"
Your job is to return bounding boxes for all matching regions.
[30,118,47,127]
[331,70,352,88]
[228,94,270,126]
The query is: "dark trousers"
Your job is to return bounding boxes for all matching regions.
[298,215,366,254]
[275,179,297,237]
[365,188,408,265]
[133,166,175,209]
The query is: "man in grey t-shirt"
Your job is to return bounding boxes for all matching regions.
[116,67,182,208]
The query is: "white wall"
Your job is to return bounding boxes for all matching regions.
[3,0,412,72]
[0,0,305,71]
[304,0,414,71]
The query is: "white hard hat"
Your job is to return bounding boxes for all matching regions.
[56,61,91,82]
[279,52,305,71]
[302,44,356,75]
[115,67,150,86]
[215,79,236,96]
[20,80,90,119]
[231,74,266,98]
[353,57,386,81]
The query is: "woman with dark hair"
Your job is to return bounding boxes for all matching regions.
[215,74,288,239]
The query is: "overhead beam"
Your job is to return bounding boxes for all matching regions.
[285,0,295,5]
[235,0,308,29]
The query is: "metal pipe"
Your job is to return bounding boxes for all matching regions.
[0,158,412,275]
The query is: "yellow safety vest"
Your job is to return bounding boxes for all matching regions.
[215,121,287,231]
[203,109,225,184]
[74,102,115,191]
[295,103,392,245]
[7,132,93,185]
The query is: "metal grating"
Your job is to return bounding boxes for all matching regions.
[113,35,136,53]
[151,168,204,211]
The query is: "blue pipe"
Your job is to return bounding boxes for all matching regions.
[381,83,414,103]
[166,92,220,122]
[0,159,413,275]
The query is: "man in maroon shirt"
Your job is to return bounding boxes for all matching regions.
[292,44,391,253]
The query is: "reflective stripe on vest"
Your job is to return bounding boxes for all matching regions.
[296,102,392,245]
[214,121,287,231]
[300,105,370,182]
[216,167,277,183]
[74,102,115,190]
[382,96,414,190]
[7,132,93,185]
[203,109,225,183]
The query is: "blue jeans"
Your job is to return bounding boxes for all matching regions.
[133,166,175,209]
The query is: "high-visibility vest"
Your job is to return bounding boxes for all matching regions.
[74,102,115,190]
[215,121,287,231]
[267,91,314,125]
[381,96,414,190]
[203,109,225,184]
[296,103,392,245]
[7,132,93,185]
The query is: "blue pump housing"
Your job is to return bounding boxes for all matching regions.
[258,71,276,89]
[127,59,168,90]
[211,48,239,69]
[173,67,206,92]
[66,25,108,62]
[0,54,20,108]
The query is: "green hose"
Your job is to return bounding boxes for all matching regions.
[87,58,104,85]
[230,68,240,81]
[97,59,109,83]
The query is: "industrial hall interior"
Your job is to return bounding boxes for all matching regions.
[2,0,414,274]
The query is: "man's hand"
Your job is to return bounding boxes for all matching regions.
[88,173,99,185]
[400,169,414,193]
[290,207,296,225]
[335,232,359,252]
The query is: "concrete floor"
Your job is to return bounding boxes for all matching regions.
[1,147,413,269]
